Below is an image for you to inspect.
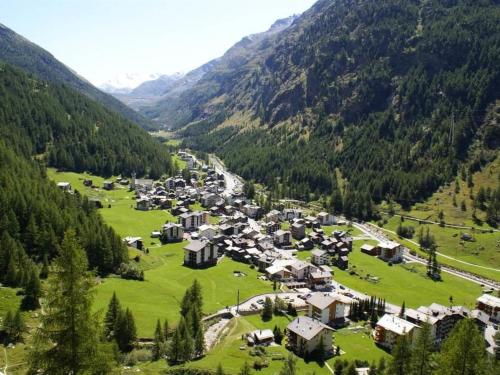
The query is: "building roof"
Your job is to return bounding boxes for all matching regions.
[199,224,216,232]
[287,316,333,341]
[251,329,274,341]
[184,240,207,252]
[477,293,500,308]
[379,241,400,250]
[360,244,375,251]
[377,314,419,335]
[311,249,326,257]
[306,293,336,310]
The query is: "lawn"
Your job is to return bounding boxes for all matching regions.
[333,241,483,308]
[94,243,273,337]
[333,325,390,364]
[185,316,330,375]
[379,216,500,281]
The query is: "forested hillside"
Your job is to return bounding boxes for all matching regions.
[0,64,173,178]
[0,23,154,129]
[159,0,499,213]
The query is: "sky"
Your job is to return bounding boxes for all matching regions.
[0,0,317,87]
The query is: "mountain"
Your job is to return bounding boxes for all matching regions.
[119,15,298,127]
[151,0,499,214]
[99,72,167,94]
[0,23,155,129]
[0,63,173,179]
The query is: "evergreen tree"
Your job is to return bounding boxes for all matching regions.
[399,301,405,318]
[163,319,170,341]
[261,297,273,321]
[346,363,357,375]
[388,334,411,375]
[167,326,182,364]
[215,363,225,375]
[273,325,284,345]
[194,324,205,357]
[279,354,297,375]
[314,334,326,363]
[409,322,434,375]
[178,316,194,363]
[436,319,487,375]
[21,267,41,310]
[104,292,122,339]
[29,229,116,374]
[152,319,166,361]
[114,308,137,352]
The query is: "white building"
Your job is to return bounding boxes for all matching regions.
[311,249,329,266]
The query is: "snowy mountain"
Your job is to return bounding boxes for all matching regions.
[99,72,170,94]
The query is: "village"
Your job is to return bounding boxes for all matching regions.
[53,149,500,373]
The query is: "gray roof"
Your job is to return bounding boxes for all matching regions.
[184,240,207,252]
[306,293,336,310]
[287,316,332,341]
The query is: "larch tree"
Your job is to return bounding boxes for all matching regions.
[408,321,434,375]
[29,229,116,374]
[435,319,488,375]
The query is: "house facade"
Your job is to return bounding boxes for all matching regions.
[286,316,333,356]
[374,314,419,350]
[306,293,348,325]
[178,211,208,231]
[183,240,218,268]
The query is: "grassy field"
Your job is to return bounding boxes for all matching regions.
[94,242,273,337]
[378,216,500,281]
[332,241,483,308]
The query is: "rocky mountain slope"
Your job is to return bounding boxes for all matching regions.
[150,0,499,211]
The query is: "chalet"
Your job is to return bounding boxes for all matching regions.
[165,177,175,190]
[308,269,332,289]
[103,181,114,190]
[306,293,349,325]
[374,314,420,350]
[174,178,186,188]
[317,212,335,226]
[183,240,218,268]
[361,244,380,256]
[264,221,281,235]
[123,236,143,250]
[83,179,93,187]
[178,211,208,231]
[198,224,217,240]
[131,178,153,190]
[89,198,103,209]
[378,242,403,263]
[280,209,302,222]
[304,215,319,228]
[243,204,262,219]
[291,222,306,240]
[161,223,184,243]
[136,197,151,211]
[201,193,221,208]
[286,260,315,280]
[57,182,71,191]
[476,294,500,322]
[336,255,349,270]
[286,316,333,357]
[273,230,291,247]
[311,249,329,266]
[296,237,314,251]
[264,209,280,223]
[247,329,274,346]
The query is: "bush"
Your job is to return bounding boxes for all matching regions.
[253,358,269,369]
[118,263,144,281]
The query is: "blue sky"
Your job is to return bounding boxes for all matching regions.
[0,0,317,86]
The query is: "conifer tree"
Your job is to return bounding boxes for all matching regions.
[215,363,225,375]
[163,319,170,341]
[114,308,137,352]
[399,301,406,318]
[435,319,487,375]
[29,229,116,374]
[388,334,412,375]
[194,325,205,357]
[104,292,122,338]
[21,267,41,310]
[261,297,273,321]
[167,326,182,364]
[346,363,358,375]
[152,319,166,361]
[409,321,434,375]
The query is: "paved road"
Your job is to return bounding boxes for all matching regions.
[208,154,243,197]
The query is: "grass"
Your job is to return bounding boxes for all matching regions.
[397,157,499,228]
[379,216,500,281]
[332,241,483,308]
[94,243,273,337]
[333,324,390,363]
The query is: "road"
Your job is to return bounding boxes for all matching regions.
[208,154,243,197]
